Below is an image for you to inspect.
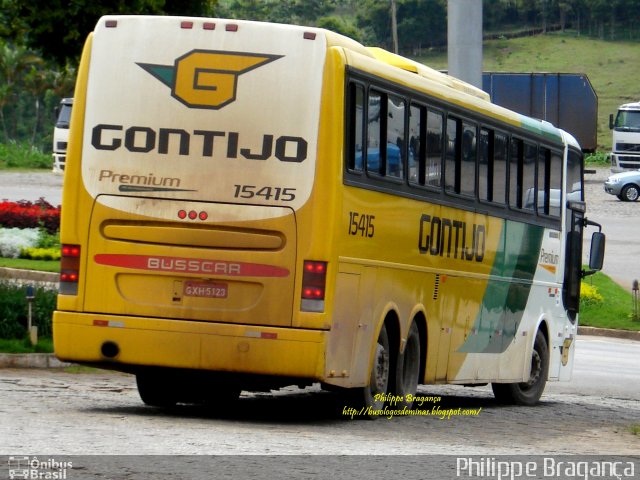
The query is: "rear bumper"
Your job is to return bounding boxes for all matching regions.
[53,311,325,379]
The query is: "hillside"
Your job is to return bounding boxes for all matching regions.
[414,31,640,152]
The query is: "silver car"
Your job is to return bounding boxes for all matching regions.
[604,169,640,201]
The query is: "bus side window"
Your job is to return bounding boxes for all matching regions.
[537,147,562,216]
[347,83,365,172]
[549,150,562,217]
[408,104,425,186]
[367,90,383,175]
[460,121,477,197]
[509,138,523,209]
[493,132,508,204]
[479,128,492,201]
[522,142,537,211]
[445,116,460,194]
[426,110,443,189]
[386,94,405,179]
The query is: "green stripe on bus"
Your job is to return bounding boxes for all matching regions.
[459,221,545,354]
[519,116,563,144]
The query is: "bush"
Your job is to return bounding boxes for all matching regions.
[0,227,40,258]
[0,281,56,339]
[0,199,61,233]
[20,247,61,260]
[0,141,52,169]
[580,282,604,306]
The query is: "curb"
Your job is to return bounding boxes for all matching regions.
[0,267,59,284]
[577,326,640,341]
[0,353,71,368]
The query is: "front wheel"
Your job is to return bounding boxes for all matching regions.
[621,184,640,202]
[491,330,549,406]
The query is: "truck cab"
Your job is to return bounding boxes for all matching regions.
[52,98,73,173]
[610,101,640,172]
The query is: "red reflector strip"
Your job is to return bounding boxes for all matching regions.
[181,21,194,29]
[245,331,278,340]
[226,24,238,32]
[94,253,290,278]
[93,320,125,328]
[303,32,316,40]
[105,20,117,28]
[203,22,215,30]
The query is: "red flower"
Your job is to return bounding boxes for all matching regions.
[0,198,61,233]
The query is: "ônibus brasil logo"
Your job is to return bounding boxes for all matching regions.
[137,50,282,109]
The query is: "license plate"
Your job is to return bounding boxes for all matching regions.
[183,281,228,298]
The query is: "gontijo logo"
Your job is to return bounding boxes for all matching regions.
[137,50,282,109]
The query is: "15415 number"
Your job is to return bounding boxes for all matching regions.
[233,185,296,202]
[348,211,375,237]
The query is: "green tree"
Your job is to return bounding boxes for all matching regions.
[2,0,216,66]
[0,41,41,142]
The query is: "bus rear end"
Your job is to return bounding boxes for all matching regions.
[53,16,330,404]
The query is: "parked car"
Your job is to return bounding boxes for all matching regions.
[604,169,640,201]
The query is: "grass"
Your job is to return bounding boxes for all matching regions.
[0,141,51,169]
[580,271,640,331]
[0,337,53,353]
[630,424,640,437]
[0,257,60,272]
[414,30,640,152]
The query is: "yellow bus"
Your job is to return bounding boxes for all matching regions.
[54,15,605,411]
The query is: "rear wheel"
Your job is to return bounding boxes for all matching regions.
[492,330,549,406]
[621,184,640,201]
[345,324,390,418]
[136,372,177,407]
[364,324,391,411]
[394,322,421,408]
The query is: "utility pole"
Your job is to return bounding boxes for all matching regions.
[447,0,483,88]
[391,0,398,54]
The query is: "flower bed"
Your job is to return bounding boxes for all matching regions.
[0,198,60,234]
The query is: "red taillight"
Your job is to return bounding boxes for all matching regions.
[61,245,80,257]
[60,244,81,295]
[301,260,327,312]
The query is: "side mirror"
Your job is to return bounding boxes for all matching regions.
[589,231,605,271]
[609,114,614,130]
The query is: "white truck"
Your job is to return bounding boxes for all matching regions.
[52,97,73,172]
[609,100,640,172]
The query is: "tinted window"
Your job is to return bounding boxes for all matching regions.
[408,104,424,185]
[426,110,443,188]
[445,117,459,193]
[386,94,405,178]
[367,90,382,174]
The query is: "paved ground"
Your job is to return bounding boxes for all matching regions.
[0,171,63,206]
[583,167,639,289]
[0,360,639,456]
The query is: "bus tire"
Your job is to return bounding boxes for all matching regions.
[344,324,391,418]
[136,372,177,408]
[394,322,421,408]
[202,382,241,409]
[491,330,549,406]
[621,184,640,202]
[364,324,391,411]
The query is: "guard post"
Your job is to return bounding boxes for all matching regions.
[26,285,37,346]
